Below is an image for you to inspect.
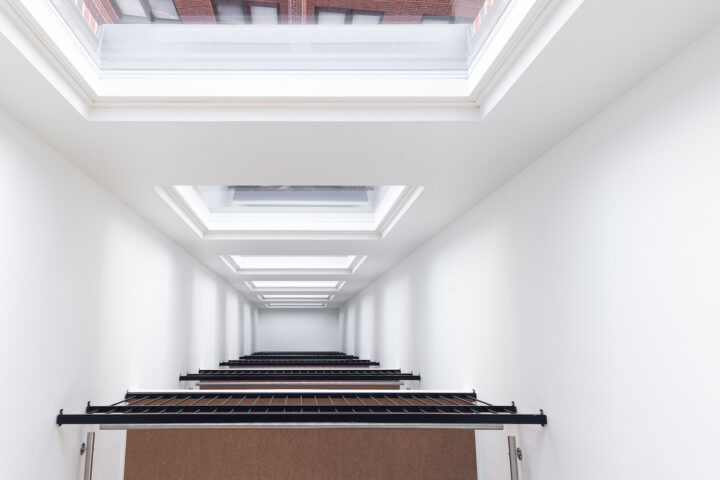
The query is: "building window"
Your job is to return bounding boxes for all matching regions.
[316,8,383,25]
[248,3,280,24]
[213,0,246,24]
[109,0,180,22]
[212,1,281,24]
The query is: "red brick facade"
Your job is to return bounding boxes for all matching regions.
[300,0,484,24]
[79,0,486,26]
[174,0,216,23]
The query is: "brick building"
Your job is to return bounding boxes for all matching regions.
[73,0,487,29]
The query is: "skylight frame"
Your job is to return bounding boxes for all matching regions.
[96,23,470,71]
[257,294,334,301]
[264,302,329,308]
[4,0,558,120]
[52,0,519,74]
[220,254,367,275]
[245,280,346,292]
[158,185,423,240]
[227,186,376,209]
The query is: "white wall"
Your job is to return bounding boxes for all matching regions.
[0,108,256,480]
[255,309,340,352]
[341,23,720,480]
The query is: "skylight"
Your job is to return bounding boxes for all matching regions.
[230,186,375,208]
[246,280,345,292]
[49,0,514,71]
[265,302,328,308]
[7,0,557,117]
[60,0,489,28]
[159,185,422,239]
[257,293,335,309]
[259,294,332,300]
[221,255,366,274]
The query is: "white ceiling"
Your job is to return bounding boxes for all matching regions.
[1,0,719,308]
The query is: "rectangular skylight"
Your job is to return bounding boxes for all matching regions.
[231,186,374,207]
[235,255,357,269]
[159,185,422,239]
[246,280,345,292]
[266,302,328,308]
[252,280,340,288]
[259,294,332,300]
[50,0,514,71]
[17,0,551,114]
[221,255,366,275]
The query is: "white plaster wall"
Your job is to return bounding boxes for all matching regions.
[341,23,720,480]
[0,108,256,480]
[255,309,340,352]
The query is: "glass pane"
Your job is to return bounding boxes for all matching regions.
[262,294,332,299]
[266,302,326,307]
[317,10,347,24]
[232,255,356,269]
[216,1,246,24]
[114,0,146,18]
[250,5,279,24]
[252,281,341,288]
[147,0,179,20]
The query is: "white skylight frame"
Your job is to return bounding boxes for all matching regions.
[245,280,346,293]
[220,254,367,275]
[158,185,423,240]
[98,24,469,71]
[264,302,329,308]
[257,294,334,301]
[0,0,559,120]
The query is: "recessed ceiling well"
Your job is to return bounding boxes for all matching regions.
[5,0,547,113]
[159,185,423,239]
[221,255,366,275]
[50,0,511,72]
[245,280,346,293]
[265,302,329,308]
[4,0,717,313]
[258,294,333,300]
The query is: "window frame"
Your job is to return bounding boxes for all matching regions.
[245,1,281,24]
[315,7,384,25]
[108,0,181,23]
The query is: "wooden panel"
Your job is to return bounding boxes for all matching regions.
[125,428,477,480]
